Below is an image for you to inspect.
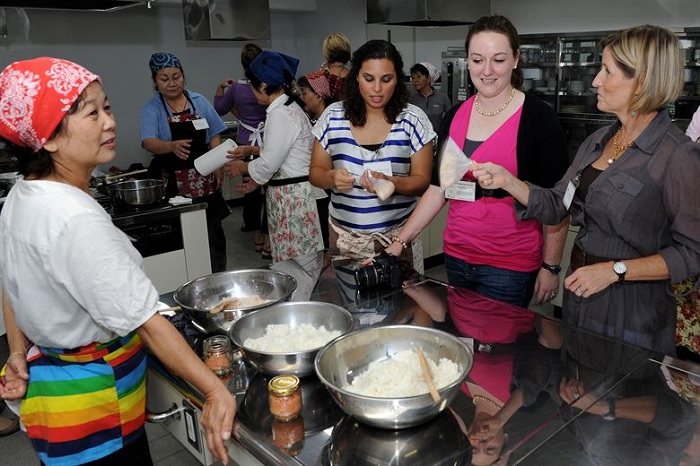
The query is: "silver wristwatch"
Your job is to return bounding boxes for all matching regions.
[613,261,627,282]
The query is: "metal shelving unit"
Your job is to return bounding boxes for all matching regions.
[521,29,699,162]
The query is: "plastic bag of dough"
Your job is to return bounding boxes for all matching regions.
[439,136,473,189]
[365,170,396,201]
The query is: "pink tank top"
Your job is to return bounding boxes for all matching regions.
[443,96,543,272]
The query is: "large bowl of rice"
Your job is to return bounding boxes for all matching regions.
[229,301,355,377]
[314,325,473,429]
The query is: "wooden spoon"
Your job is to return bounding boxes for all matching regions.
[417,348,441,403]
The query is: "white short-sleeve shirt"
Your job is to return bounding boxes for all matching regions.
[0,180,159,348]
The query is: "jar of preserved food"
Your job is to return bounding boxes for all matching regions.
[271,416,305,456]
[202,335,233,376]
[268,375,302,422]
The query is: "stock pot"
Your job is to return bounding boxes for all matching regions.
[109,179,165,207]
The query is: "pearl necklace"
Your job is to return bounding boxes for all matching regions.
[474,87,516,117]
[472,394,504,410]
[607,127,634,165]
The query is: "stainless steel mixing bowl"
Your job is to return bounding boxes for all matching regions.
[174,269,297,334]
[314,325,473,429]
[229,301,355,377]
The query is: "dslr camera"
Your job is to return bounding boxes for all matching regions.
[354,251,404,290]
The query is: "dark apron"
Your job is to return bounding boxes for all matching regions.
[148,91,213,198]
[147,91,230,272]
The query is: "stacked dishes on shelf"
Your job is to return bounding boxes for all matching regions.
[568,80,585,95]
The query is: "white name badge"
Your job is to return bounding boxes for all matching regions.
[444,180,476,202]
[563,180,576,210]
[364,160,393,176]
[192,118,210,130]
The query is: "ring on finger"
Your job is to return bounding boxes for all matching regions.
[573,392,580,399]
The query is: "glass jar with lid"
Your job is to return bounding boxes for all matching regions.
[202,335,234,376]
[268,375,302,422]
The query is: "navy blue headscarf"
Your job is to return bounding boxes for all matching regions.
[249,50,299,86]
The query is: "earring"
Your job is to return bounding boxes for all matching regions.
[631,110,637,117]
[513,65,517,69]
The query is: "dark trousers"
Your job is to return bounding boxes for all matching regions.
[444,253,538,308]
[316,195,330,250]
[241,178,263,232]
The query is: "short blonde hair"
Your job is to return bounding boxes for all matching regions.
[323,32,351,64]
[600,25,684,115]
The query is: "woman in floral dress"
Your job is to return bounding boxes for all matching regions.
[223,51,325,300]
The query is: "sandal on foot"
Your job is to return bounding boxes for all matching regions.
[254,241,264,252]
[261,247,272,260]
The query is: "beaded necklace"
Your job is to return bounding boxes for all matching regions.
[474,87,516,117]
[607,127,635,165]
[472,394,504,410]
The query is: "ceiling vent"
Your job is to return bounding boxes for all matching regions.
[367,0,489,27]
[183,0,270,41]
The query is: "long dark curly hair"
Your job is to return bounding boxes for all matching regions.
[343,39,409,127]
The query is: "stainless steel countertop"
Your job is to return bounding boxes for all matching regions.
[154,265,700,466]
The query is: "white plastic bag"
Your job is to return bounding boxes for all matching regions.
[366,170,396,201]
[439,136,472,189]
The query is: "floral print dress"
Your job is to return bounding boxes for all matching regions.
[675,276,700,354]
[266,181,323,263]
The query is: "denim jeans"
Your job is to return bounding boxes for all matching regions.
[444,253,538,308]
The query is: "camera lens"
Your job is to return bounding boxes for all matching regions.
[354,264,381,289]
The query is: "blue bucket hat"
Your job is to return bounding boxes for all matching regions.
[249,50,299,86]
[149,52,182,75]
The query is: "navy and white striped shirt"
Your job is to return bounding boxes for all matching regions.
[313,102,435,233]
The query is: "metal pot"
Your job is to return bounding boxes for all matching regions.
[109,179,165,207]
[0,171,21,195]
[173,269,298,334]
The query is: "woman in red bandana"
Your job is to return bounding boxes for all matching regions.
[0,57,236,466]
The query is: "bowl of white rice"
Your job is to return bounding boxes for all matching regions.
[229,301,355,376]
[314,325,473,429]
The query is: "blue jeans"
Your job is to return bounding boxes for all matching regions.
[444,253,538,308]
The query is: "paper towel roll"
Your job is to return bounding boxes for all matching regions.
[194,138,237,176]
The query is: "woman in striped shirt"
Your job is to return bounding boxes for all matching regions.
[310,39,435,273]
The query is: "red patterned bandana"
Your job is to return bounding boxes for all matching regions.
[306,70,333,100]
[0,57,100,152]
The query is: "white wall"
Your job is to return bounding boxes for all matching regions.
[0,2,368,169]
[2,0,700,168]
[492,0,700,34]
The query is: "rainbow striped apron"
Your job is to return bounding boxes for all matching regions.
[20,332,147,466]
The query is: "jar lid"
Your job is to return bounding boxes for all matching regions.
[203,335,231,353]
[269,375,300,396]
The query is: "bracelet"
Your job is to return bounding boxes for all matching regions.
[391,236,408,251]
[7,351,25,361]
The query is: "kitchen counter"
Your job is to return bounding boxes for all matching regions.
[149,266,700,466]
[110,202,207,228]
[112,202,211,293]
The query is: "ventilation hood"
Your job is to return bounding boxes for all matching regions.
[0,0,150,12]
[367,0,489,26]
[183,0,270,41]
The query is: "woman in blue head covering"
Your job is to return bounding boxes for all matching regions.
[139,51,230,273]
[223,50,326,300]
